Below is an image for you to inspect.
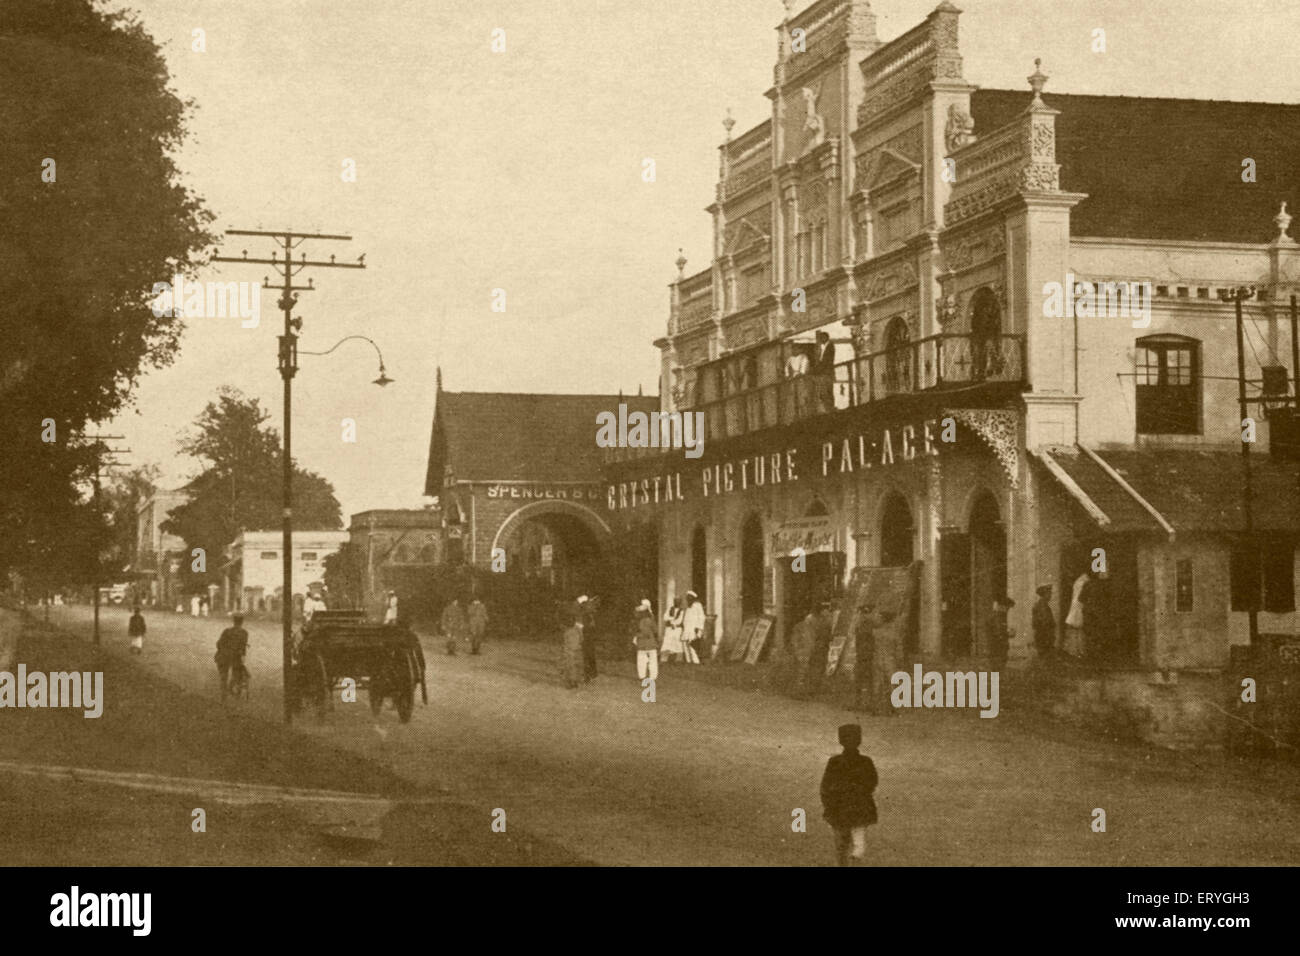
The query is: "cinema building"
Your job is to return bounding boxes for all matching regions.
[603,0,1300,748]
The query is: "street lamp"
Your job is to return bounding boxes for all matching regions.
[299,334,394,388]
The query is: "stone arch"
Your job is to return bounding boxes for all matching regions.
[490,499,612,557]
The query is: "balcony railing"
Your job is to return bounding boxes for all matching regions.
[601,333,1023,464]
[699,333,1022,444]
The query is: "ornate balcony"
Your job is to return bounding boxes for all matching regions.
[601,332,1023,464]
[697,332,1023,443]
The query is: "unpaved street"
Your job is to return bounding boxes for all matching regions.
[38,604,1300,866]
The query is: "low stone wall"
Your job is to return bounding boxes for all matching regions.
[1014,660,1229,750]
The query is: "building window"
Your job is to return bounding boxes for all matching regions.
[1175,558,1193,612]
[1230,535,1297,613]
[301,552,318,561]
[260,551,278,560]
[1135,335,1200,435]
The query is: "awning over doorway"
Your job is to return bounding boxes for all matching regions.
[1033,446,1300,535]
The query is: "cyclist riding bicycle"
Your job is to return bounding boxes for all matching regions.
[216,613,250,701]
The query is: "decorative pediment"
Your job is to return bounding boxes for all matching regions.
[724,217,770,256]
[856,148,921,193]
[859,259,919,303]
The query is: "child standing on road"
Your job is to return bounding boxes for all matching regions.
[820,723,878,866]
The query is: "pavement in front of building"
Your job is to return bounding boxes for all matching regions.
[17,604,1300,866]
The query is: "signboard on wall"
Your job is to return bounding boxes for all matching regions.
[826,563,919,677]
[744,615,777,665]
[772,517,838,555]
[729,617,760,662]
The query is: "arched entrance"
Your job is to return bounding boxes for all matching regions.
[490,500,612,635]
[741,513,765,618]
[879,493,914,567]
[969,490,1006,657]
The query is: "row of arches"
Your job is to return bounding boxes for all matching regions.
[688,486,1007,660]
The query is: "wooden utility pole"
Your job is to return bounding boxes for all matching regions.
[214,230,365,722]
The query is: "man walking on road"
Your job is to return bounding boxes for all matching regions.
[577,595,599,680]
[467,596,488,655]
[631,598,660,682]
[215,613,249,701]
[441,596,468,656]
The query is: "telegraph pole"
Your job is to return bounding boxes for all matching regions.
[1230,286,1259,649]
[214,230,365,723]
[72,433,129,646]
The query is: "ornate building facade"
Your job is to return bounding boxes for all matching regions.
[604,0,1300,748]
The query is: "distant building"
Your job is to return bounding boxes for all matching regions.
[220,530,349,612]
[423,373,659,632]
[347,508,442,617]
[134,487,190,607]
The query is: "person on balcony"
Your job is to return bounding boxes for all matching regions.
[812,330,836,413]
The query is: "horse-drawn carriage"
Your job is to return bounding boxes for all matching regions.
[290,610,427,722]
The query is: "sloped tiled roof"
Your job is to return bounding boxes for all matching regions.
[1038,447,1300,533]
[970,90,1300,243]
[424,391,660,493]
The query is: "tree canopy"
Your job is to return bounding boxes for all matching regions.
[0,0,215,581]
[163,388,342,594]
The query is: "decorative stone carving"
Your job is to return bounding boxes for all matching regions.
[945,104,976,154]
[801,85,826,153]
[942,224,1005,272]
[1030,122,1055,161]
[938,290,961,327]
[944,408,1020,488]
[1018,162,1060,191]
[860,259,919,303]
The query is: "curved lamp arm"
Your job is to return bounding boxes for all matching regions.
[299,335,392,386]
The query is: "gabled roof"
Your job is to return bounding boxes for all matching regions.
[970,89,1300,243]
[424,389,660,493]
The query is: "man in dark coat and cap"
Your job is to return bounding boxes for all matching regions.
[820,723,878,866]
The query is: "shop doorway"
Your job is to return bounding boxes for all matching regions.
[969,491,1006,657]
[741,513,765,618]
[1059,540,1140,666]
[880,493,914,567]
[782,551,844,638]
[940,490,1006,659]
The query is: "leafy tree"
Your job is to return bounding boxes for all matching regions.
[163,388,342,595]
[0,0,215,581]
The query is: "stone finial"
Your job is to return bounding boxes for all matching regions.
[1028,58,1048,105]
[676,248,687,277]
[723,108,736,140]
[1275,201,1293,241]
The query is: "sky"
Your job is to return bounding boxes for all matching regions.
[102,0,1300,520]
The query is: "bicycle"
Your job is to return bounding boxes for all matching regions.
[228,660,250,700]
